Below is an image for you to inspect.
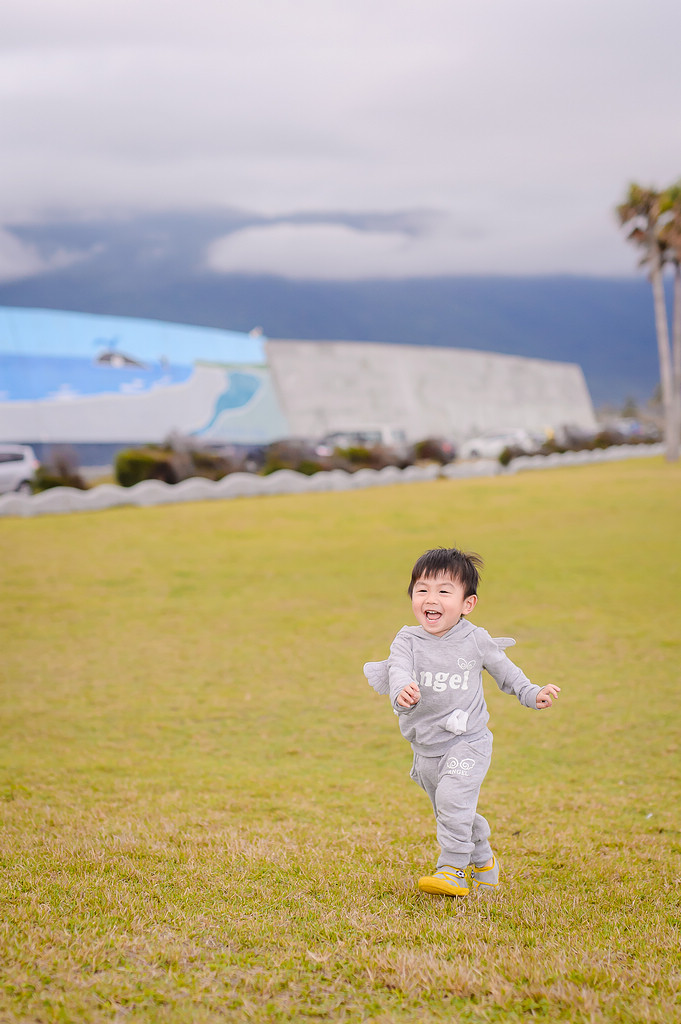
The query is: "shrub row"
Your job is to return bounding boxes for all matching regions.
[112,438,453,486]
[28,430,658,491]
[114,446,241,487]
[499,428,661,466]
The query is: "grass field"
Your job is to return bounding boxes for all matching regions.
[1,458,680,1023]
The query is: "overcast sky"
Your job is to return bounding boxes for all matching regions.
[1,0,680,281]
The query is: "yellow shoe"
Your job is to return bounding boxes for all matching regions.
[470,856,500,890]
[418,865,469,896]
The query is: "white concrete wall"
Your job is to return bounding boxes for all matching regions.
[266,340,597,440]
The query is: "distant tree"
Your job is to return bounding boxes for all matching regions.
[620,396,638,418]
[616,183,679,461]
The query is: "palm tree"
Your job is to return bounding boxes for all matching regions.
[616,183,679,462]
[658,185,681,462]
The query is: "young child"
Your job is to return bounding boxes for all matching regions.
[364,546,559,897]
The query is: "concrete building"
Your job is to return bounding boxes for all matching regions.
[266,339,596,442]
[0,307,596,461]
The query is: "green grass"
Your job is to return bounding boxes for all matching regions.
[1,458,680,1023]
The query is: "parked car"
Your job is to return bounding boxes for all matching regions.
[598,418,661,442]
[315,428,408,457]
[458,429,538,460]
[0,444,40,494]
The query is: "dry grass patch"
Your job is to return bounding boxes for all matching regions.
[1,458,680,1022]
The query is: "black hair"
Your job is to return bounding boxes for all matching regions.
[408,547,484,599]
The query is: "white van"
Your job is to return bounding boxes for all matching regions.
[0,445,39,494]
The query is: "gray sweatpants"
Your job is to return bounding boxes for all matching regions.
[410,730,494,869]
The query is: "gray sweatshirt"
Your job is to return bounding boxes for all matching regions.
[365,618,541,756]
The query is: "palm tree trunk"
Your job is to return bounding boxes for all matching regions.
[649,253,677,461]
[671,260,681,460]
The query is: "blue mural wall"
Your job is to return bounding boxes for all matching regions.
[0,307,290,451]
[1,353,192,402]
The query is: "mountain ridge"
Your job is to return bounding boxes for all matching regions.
[0,214,665,406]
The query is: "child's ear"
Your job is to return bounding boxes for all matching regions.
[463,594,478,614]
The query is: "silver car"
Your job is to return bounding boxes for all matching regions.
[458,429,538,460]
[0,444,39,495]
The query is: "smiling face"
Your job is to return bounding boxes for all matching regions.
[411,572,478,636]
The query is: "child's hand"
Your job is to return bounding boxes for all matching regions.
[397,682,420,707]
[536,684,560,709]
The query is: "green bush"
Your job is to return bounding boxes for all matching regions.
[32,450,88,492]
[339,445,373,465]
[497,445,528,467]
[115,448,178,488]
[33,465,88,492]
[413,438,455,464]
[296,459,324,476]
[189,450,237,480]
[261,458,287,476]
[114,445,243,487]
[538,439,569,456]
[334,444,410,470]
[261,440,325,476]
[498,446,513,467]
[259,439,413,477]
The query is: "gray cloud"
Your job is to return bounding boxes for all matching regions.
[1,0,680,277]
[0,207,455,283]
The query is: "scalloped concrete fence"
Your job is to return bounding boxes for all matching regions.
[0,444,665,518]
